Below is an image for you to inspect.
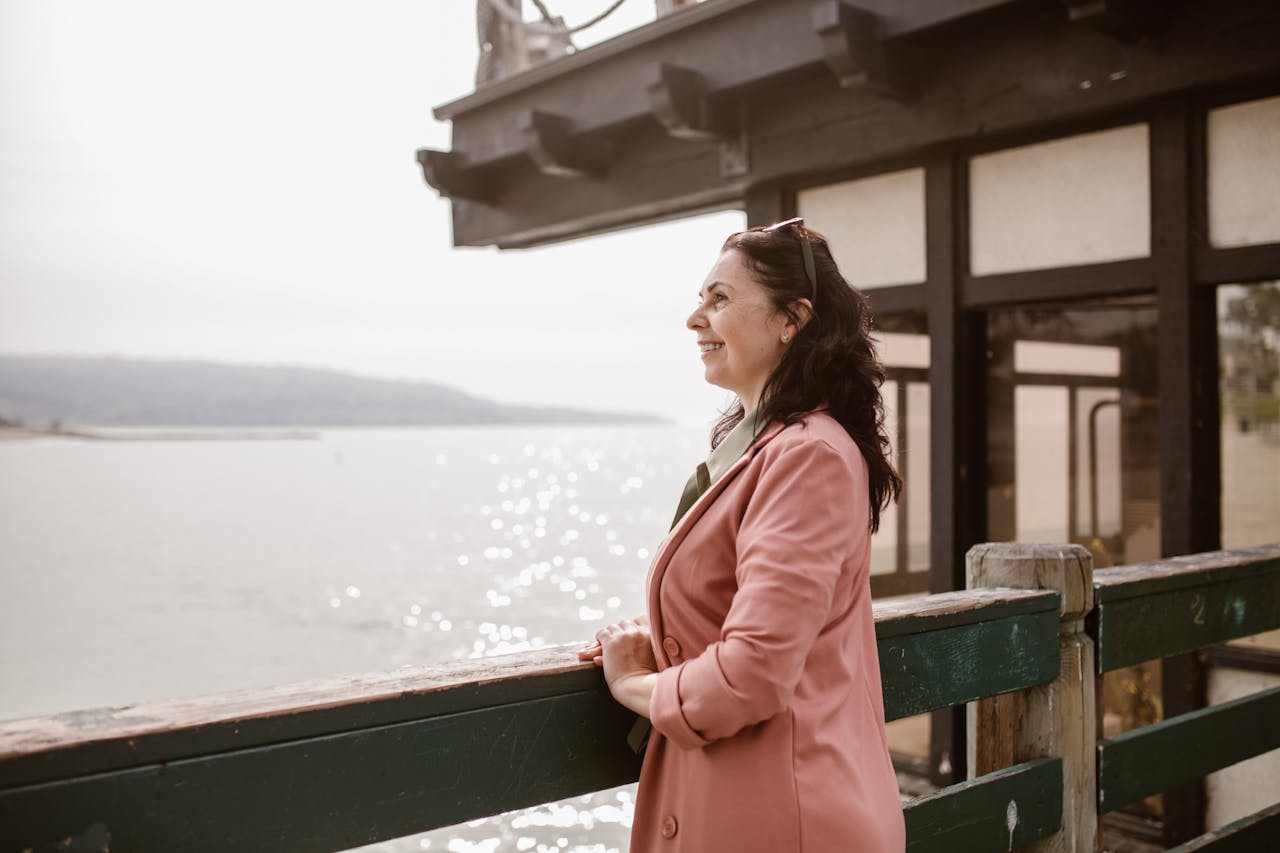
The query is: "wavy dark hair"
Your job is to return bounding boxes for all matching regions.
[711,221,901,532]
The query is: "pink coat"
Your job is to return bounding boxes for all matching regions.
[631,412,905,852]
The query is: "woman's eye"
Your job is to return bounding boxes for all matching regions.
[712,293,727,305]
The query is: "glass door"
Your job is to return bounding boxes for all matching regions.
[984,296,1165,814]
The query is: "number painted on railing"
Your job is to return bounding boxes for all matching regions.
[1190,593,1206,626]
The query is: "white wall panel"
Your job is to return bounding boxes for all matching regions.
[798,168,926,289]
[970,124,1150,275]
[1208,95,1280,248]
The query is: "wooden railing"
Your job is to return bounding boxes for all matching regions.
[1,542,1277,852]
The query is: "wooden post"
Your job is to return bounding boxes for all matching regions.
[967,542,1097,852]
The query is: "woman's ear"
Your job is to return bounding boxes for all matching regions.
[790,299,814,333]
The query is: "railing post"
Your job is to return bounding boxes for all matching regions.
[966,542,1097,852]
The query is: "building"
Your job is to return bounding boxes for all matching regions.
[420,0,1280,844]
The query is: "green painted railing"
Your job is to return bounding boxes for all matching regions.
[1091,544,1280,851]
[1,542,1276,852]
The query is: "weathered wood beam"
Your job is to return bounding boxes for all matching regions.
[434,0,1010,165]
[877,588,1060,720]
[0,586,1064,851]
[1193,241,1280,285]
[1091,547,1280,673]
[811,1,911,98]
[967,542,1097,852]
[0,588,1058,790]
[1166,802,1280,853]
[415,148,496,203]
[903,757,1063,852]
[0,690,642,853]
[646,62,726,141]
[521,109,609,178]
[964,258,1156,308]
[1097,685,1280,813]
[438,0,1280,247]
[646,63,751,178]
[1065,0,1161,42]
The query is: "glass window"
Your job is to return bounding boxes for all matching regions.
[869,312,930,596]
[986,298,1158,564]
[969,124,1150,275]
[797,168,926,289]
[987,298,1164,819]
[1219,281,1280,656]
[874,312,932,767]
[1219,281,1280,548]
[1208,96,1280,248]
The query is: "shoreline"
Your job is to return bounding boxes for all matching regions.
[0,426,320,442]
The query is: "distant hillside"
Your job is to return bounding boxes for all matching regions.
[0,356,660,427]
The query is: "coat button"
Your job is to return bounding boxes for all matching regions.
[662,636,681,657]
[661,815,678,838]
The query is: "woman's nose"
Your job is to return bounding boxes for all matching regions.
[686,306,705,330]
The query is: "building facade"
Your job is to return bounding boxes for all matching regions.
[422,0,1280,843]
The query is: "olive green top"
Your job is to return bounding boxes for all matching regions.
[669,407,764,529]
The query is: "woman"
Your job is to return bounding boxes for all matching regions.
[578,219,905,852]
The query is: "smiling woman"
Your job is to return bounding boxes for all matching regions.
[687,251,798,414]
[580,220,906,852]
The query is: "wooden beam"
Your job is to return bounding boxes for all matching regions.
[521,110,610,178]
[743,183,789,227]
[1152,101,1217,844]
[925,152,971,787]
[1166,802,1280,853]
[1091,548,1280,673]
[1193,242,1280,285]
[0,588,1058,789]
[876,591,1061,721]
[0,648,604,790]
[866,282,926,315]
[434,0,1011,161]
[0,586,1063,850]
[811,2,911,98]
[1097,685,1280,814]
[903,757,1063,852]
[1065,0,1161,42]
[415,149,496,203]
[646,62,728,142]
[0,691,643,853]
[963,258,1155,309]
[1091,544,1280,602]
[967,542,1097,852]
[435,0,1280,247]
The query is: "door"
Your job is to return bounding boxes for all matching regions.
[984,295,1165,815]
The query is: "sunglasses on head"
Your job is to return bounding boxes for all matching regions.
[760,217,817,307]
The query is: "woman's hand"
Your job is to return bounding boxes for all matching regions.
[578,616,657,718]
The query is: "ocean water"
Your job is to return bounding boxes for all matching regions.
[0,423,711,852]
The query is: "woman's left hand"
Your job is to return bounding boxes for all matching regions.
[578,617,658,718]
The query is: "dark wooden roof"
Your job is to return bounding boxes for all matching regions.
[420,0,1280,249]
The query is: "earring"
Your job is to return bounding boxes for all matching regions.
[782,332,791,343]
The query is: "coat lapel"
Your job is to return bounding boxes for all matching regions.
[645,420,787,657]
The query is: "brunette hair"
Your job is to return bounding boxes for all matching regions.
[712,221,901,532]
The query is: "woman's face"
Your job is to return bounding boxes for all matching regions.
[687,249,791,411]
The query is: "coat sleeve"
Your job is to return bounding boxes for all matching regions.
[649,436,866,750]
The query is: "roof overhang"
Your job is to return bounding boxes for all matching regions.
[421,0,1280,249]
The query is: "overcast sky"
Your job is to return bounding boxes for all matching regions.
[0,1,742,422]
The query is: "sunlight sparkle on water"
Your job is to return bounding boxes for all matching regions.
[322,426,697,851]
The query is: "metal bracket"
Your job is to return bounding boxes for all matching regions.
[520,110,609,179]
